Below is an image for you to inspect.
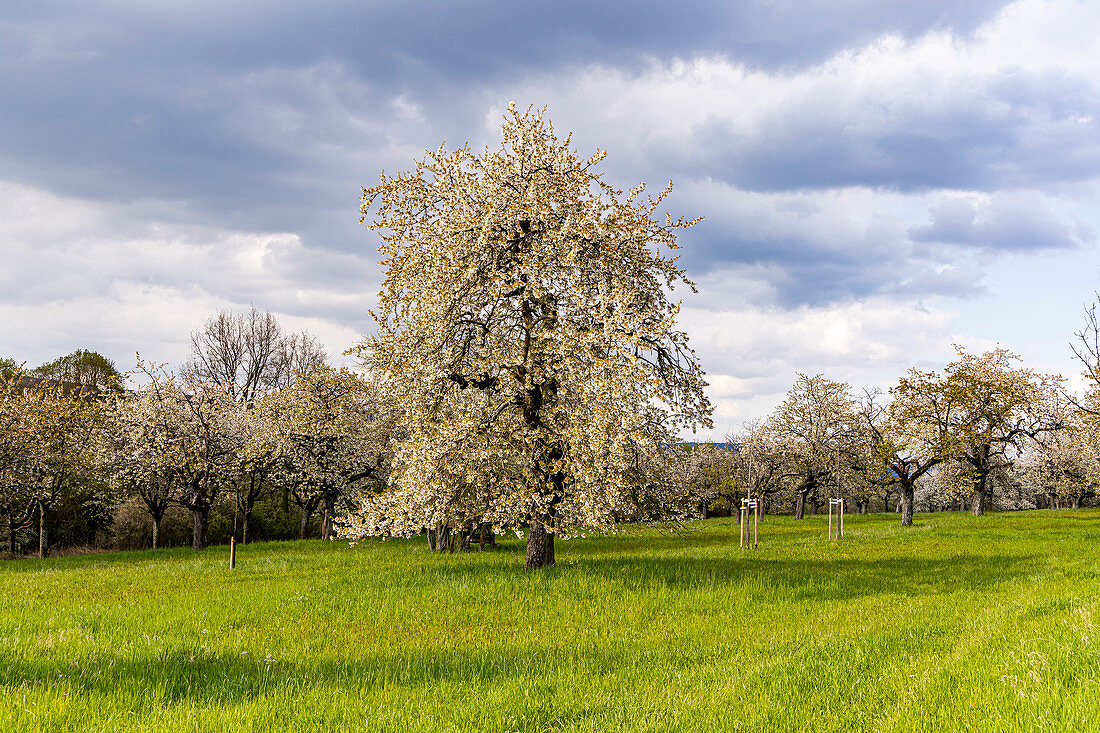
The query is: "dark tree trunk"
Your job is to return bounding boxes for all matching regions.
[477,523,495,550]
[794,490,807,520]
[38,501,47,558]
[455,525,471,552]
[321,494,335,541]
[152,517,160,550]
[970,474,986,516]
[900,483,915,526]
[431,523,450,552]
[242,511,250,545]
[7,518,15,554]
[300,506,312,539]
[525,512,555,569]
[1073,493,1082,509]
[192,508,208,550]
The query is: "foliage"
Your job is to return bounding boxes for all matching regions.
[33,349,123,391]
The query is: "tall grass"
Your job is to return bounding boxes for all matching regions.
[2,510,1099,731]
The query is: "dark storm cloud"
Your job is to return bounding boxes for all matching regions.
[658,69,1100,194]
[0,1,1011,246]
[3,0,1096,345]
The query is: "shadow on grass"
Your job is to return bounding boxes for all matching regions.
[0,643,645,707]
[561,550,1036,603]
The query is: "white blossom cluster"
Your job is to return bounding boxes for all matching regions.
[342,105,713,549]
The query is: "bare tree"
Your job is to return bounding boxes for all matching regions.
[184,307,326,402]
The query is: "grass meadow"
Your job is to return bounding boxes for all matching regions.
[3,510,1100,732]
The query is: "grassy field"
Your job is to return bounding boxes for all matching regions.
[2,511,1099,732]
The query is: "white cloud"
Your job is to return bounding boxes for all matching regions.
[0,181,372,370]
[682,296,967,438]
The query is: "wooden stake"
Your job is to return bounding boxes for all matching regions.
[753,505,759,549]
[828,500,833,540]
[229,537,236,569]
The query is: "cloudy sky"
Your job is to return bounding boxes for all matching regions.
[2,0,1099,437]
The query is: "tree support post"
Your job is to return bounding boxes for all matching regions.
[741,498,759,549]
[229,537,236,570]
[828,498,844,540]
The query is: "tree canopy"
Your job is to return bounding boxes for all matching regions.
[350,105,712,568]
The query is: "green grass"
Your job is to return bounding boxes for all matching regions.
[3,511,1100,732]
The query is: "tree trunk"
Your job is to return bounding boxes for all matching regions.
[525,513,555,569]
[455,525,471,552]
[242,512,250,545]
[38,501,47,558]
[300,506,312,539]
[192,508,208,550]
[900,483,915,526]
[970,475,986,516]
[1073,493,1082,510]
[794,490,806,520]
[7,518,15,554]
[477,523,495,551]
[152,517,160,550]
[321,495,335,541]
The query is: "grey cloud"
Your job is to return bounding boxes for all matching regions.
[909,192,1095,250]
[676,72,1100,194]
[0,1,1012,248]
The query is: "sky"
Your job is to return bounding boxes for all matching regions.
[2,0,1099,438]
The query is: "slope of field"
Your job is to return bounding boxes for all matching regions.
[2,511,1099,732]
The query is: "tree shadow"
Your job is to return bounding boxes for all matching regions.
[0,643,640,708]
[565,551,1036,603]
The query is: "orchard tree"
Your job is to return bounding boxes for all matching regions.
[351,105,712,568]
[34,349,123,392]
[265,366,392,541]
[0,371,36,552]
[861,386,950,526]
[767,374,859,519]
[0,372,100,556]
[123,361,237,550]
[917,347,1062,516]
[101,388,178,549]
[675,442,736,518]
[221,399,282,544]
[1022,407,1097,509]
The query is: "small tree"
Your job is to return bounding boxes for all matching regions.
[33,349,123,392]
[938,348,1061,515]
[119,361,236,550]
[861,386,949,526]
[767,374,860,519]
[351,105,712,568]
[264,366,391,541]
[99,402,174,549]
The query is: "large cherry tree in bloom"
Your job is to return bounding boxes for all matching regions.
[350,105,712,568]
